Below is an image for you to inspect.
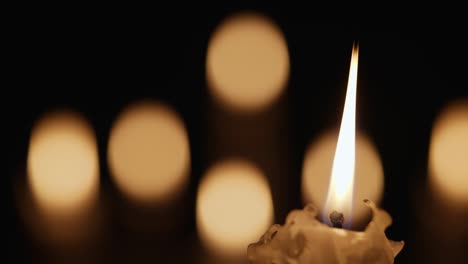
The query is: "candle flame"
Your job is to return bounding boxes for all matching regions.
[323,44,359,228]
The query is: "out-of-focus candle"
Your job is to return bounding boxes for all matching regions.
[197,159,273,258]
[204,11,293,229]
[28,111,99,213]
[108,101,190,205]
[206,11,289,113]
[248,45,403,263]
[414,100,468,263]
[25,110,99,244]
[429,100,468,205]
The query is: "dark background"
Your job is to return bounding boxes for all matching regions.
[7,5,468,264]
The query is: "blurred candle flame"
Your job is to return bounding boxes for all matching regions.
[108,101,190,205]
[323,44,359,228]
[429,100,468,205]
[206,12,290,113]
[25,110,100,245]
[196,159,273,257]
[28,111,99,215]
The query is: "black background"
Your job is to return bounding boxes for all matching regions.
[7,4,468,264]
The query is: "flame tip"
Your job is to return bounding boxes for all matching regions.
[352,41,359,49]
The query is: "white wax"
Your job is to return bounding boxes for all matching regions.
[248,200,404,264]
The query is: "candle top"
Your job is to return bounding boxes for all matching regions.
[248,200,404,264]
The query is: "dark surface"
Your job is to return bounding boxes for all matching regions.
[7,5,468,264]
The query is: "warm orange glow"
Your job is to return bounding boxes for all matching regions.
[108,101,190,204]
[196,159,273,256]
[323,45,359,228]
[206,12,290,112]
[27,111,99,214]
[302,131,384,228]
[429,100,468,204]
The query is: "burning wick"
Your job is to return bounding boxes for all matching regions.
[329,211,344,228]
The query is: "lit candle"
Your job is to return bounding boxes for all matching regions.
[248,44,404,263]
[412,100,468,263]
[20,110,100,247]
[197,159,274,259]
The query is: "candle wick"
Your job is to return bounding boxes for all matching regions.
[329,211,344,228]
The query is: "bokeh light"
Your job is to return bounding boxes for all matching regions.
[196,159,273,257]
[206,12,290,113]
[27,111,99,215]
[429,100,468,204]
[302,130,384,228]
[108,101,190,205]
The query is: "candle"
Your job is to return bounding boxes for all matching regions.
[428,100,468,205]
[412,100,468,263]
[206,12,289,113]
[201,12,293,262]
[21,110,100,247]
[248,45,404,263]
[196,159,274,259]
[108,101,190,205]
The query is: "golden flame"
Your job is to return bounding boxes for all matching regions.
[323,44,359,228]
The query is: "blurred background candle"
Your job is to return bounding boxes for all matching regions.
[28,111,99,215]
[206,12,289,113]
[204,11,293,226]
[199,11,292,262]
[414,99,468,263]
[108,101,190,205]
[15,110,102,262]
[27,111,99,242]
[428,100,468,204]
[105,100,192,262]
[196,159,273,261]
